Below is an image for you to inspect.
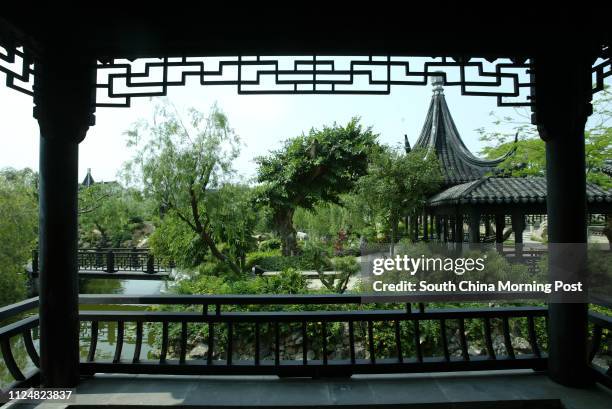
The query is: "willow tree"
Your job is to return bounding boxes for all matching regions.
[0,168,37,306]
[357,147,442,255]
[255,119,377,256]
[124,101,246,275]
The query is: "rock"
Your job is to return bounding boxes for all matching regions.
[512,336,531,354]
[187,343,208,359]
[493,335,506,356]
[468,345,484,356]
[354,343,365,358]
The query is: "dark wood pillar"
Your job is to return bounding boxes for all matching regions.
[484,215,492,237]
[469,210,480,244]
[435,215,441,241]
[495,214,506,252]
[423,211,429,242]
[34,54,95,387]
[454,212,464,246]
[412,212,419,242]
[511,212,524,245]
[443,216,449,242]
[533,51,592,387]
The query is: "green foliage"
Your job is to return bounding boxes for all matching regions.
[293,197,369,242]
[79,183,153,248]
[257,238,281,251]
[357,147,442,250]
[245,249,280,270]
[205,184,258,270]
[260,268,308,294]
[123,100,250,275]
[148,213,204,268]
[0,168,37,306]
[174,267,309,297]
[302,241,358,293]
[245,249,320,272]
[255,118,378,255]
[478,87,612,189]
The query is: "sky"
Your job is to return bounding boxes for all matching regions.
[0,57,536,184]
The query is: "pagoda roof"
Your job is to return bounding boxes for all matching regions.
[414,75,516,186]
[82,168,95,187]
[428,176,612,207]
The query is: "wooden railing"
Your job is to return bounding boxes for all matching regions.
[31,248,174,276]
[1,295,610,393]
[0,297,40,390]
[589,296,612,389]
[77,294,549,377]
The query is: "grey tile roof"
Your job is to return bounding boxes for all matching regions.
[414,83,515,186]
[428,176,612,206]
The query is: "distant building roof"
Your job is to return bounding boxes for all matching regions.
[414,73,515,187]
[428,176,612,207]
[82,168,95,187]
[602,159,612,177]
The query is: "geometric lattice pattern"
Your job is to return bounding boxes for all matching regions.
[0,42,34,96]
[1,39,610,109]
[96,56,534,107]
[592,44,611,94]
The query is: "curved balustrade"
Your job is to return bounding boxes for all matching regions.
[0,295,610,392]
[588,296,612,389]
[0,297,40,392]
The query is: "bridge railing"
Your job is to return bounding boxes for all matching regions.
[1,295,610,392]
[31,248,174,275]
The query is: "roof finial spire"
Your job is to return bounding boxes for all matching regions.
[431,71,445,93]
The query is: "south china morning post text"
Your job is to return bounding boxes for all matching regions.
[369,254,582,294]
[357,242,605,302]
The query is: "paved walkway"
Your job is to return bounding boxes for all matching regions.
[7,370,611,408]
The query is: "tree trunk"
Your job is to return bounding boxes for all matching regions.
[390,216,398,256]
[275,208,297,256]
[604,220,612,251]
[199,230,241,275]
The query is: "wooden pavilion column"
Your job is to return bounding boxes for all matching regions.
[533,51,592,387]
[34,54,96,387]
[454,211,464,248]
[484,215,491,237]
[468,210,480,244]
[511,212,524,244]
[412,212,419,242]
[422,211,429,241]
[495,214,505,251]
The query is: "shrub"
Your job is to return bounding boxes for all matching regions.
[258,238,282,252]
[245,249,322,272]
[197,260,234,277]
[245,250,281,270]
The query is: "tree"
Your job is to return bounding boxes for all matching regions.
[124,100,246,275]
[478,87,612,189]
[79,183,151,247]
[0,168,38,306]
[357,147,442,255]
[255,119,378,256]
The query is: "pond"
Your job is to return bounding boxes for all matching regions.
[1,275,175,388]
